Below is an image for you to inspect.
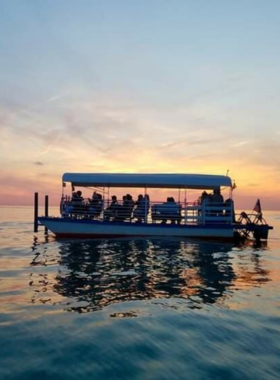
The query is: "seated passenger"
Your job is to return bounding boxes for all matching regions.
[208,188,224,218]
[126,194,134,208]
[154,197,181,224]
[133,194,149,222]
[104,195,119,220]
[114,194,135,221]
[71,190,83,204]
[71,190,84,206]
[200,191,210,204]
[89,192,103,217]
[165,197,181,224]
[115,195,128,221]
[211,188,224,203]
[67,191,85,216]
[90,191,99,206]
[122,194,134,220]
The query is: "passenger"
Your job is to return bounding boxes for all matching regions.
[89,191,98,209]
[124,194,135,218]
[71,191,83,205]
[91,191,99,203]
[115,195,127,221]
[166,197,181,224]
[70,190,84,215]
[89,192,103,217]
[209,188,224,218]
[104,195,119,220]
[126,194,134,206]
[155,197,180,224]
[116,194,135,221]
[201,191,210,204]
[212,188,224,203]
[133,194,146,222]
[161,197,172,224]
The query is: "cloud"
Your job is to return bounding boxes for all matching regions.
[33,161,44,166]
[46,93,70,103]
[234,141,251,147]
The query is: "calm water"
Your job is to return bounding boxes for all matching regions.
[0,207,280,380]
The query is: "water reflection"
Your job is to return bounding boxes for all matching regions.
[233,240,271,290]
[27,238,251,313]
[59,240,238,311]
[29,237,272,313]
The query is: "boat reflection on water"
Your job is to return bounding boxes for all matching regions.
[30,238,270,313]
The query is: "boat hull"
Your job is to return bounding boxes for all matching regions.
[39,217,235,240]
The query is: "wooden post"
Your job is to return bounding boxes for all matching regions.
[44,195,49,234]
[34,192,38,232]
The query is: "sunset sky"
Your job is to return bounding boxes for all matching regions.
[0,1,280,209]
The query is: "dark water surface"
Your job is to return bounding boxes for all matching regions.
[0,207,280,380]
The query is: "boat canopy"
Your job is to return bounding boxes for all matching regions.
[62,173,232,190]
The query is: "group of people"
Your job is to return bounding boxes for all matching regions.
[68,191,151,221]
[67,190,104,217]
[199,188,234,221]
[89,191,104,216]
[200,188,224,204]
[66,190,85,215]
[67,188,231,223]
[68,191,182,223]
[71,190,84,205]
[104,194,150,222]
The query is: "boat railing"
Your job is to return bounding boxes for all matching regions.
[202,201,234,224]
[60,197,234,225]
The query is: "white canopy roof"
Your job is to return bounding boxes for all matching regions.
[62,173,232,189]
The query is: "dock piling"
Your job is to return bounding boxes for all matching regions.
[44,195,49,234]
[34,192,38,232]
